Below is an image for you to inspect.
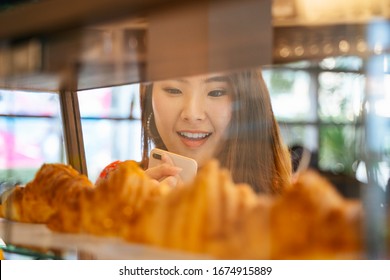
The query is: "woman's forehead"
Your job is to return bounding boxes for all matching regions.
[156,72,230,85]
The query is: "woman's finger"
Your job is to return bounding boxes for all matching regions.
[145,163,182,181]
[161,176,179,187]
[161,153,174,165]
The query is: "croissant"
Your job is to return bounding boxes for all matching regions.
[133,160,259,257]
[226,169,364,259]
[80,160,171,239]
[1,163,94,224]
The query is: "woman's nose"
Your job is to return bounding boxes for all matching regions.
[180,96,206,122]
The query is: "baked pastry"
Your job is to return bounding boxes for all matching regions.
[1,163,94,224]
[80,160,171,239]
[123,160,365,259]
[133,160,259,257]
[225,169,364,259]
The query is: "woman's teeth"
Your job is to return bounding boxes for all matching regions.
[178,132,211,139]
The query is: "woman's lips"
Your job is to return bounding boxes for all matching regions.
[177,131,211,148]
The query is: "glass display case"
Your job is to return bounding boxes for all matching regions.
[0,0,389,260]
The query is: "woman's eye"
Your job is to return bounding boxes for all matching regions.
[208,89,227,97]
[163,87,182,94]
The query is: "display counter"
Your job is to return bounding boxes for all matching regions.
[0,219,207,260]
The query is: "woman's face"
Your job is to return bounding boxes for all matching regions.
[152,73,233,167]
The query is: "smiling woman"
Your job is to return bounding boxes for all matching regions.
[141,68,292,194]
[152,74,233,167]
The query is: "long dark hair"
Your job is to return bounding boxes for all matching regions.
[140,68,291,194]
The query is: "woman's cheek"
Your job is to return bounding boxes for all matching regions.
[213,102,232,127]
[153,95,173,121]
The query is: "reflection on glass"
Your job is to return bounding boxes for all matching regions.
[318,71,365,122]
[263,69,314,122]
[319,56,363,72]
[0,90,59,116]
[0,90,63,185]
[77,84,142,182]
[78,84,141,119]
[279,124,318,154]
[319,124,362,175]
[80,119,142,182]
[0,113,63,184]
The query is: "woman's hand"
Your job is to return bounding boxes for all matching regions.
[145,153,183,187]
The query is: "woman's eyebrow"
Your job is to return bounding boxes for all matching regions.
[204,76,229,83]
[173,78,189,84]
[159,78,188,84]
[161,76,228,84]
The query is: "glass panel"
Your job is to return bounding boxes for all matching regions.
[318,71,365,122]
[78,84,143,182]
[78,84,141,119]
[279,124,318,153]
[0,117,64,184]
[77,87,112,118]
[0,89,59,116]
[319,56,363,72]
[319,124,363,175]
[80,119,142,183]
[264,69,315,122]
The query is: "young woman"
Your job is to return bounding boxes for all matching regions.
[140,68,291,194]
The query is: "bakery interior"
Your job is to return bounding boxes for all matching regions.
[0,0,389,260]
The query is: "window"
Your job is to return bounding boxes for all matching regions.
[264,56,367,176]
[77,84,142,182]
[0,90,64,184]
